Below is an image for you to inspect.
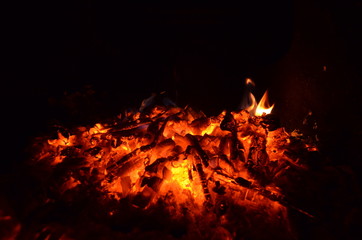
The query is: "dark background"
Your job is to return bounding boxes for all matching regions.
[7,0,362,172]
[3,0,362,239]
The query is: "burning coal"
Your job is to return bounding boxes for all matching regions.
[4,81,318,239]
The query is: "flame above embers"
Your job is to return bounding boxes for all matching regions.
[243,78,274,116]
[255,90,274,116]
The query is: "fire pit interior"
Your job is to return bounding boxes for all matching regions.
[2,1,362,239]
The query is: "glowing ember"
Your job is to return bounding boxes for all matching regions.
[20,92,317,239]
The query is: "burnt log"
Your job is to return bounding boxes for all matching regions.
[186,134,210,167]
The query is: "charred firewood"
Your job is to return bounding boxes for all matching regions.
[145,158,167,173]
[132,187,154,209]
[84,146,102,157]
[245,160,272,186]
[248,135,269,166]
[218,154,235,172]
[230,131,245,162]
[111,127,148,138]
[220,112,245,162]
[190,117,211,135]
[186,145,212,206]
[186,134,210,168]
[144,149,181,174]
[212,181,226,195]
[141,176,163,192]
[106,148,141,172]
[260,114,280,131]
[195,160,212,206]
[214,171,314,218]
[60,146,78,157]
[220,112,236,132]
[107,116,176,173]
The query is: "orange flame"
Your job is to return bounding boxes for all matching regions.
[255,90,274,116]
[245,93,257,114]
[242,78,274,116]
[245,91,274,116]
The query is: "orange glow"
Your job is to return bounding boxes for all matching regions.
[27,87,317,238]
[32,102,313,211]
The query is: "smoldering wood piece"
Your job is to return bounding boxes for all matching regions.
[248,135,269,166]
[188,168,193,181]
[219,112,245,161]
[110,127,148,137]
[191,117,210,127]
[195,162,212,203]
[214,170,314,218]
[268,159,289,178]
[144,150,181,173]
[107,138,176,177]
[230,131,245,161]
[112,108,170,132]
[255,186,315,218]
[248,146,258,165]
[145,112,180,146]
[218,135,230,155]
[215,137,238,172]
[186,145,212,204]
[280,157,308,171]
[153,138,175,150]
[247,164,271,186]
[60,146,79,157]
[260,114,280,131]
[132,187,155,209]
[283,148,311,167]
[84,146,102,156]
[140,138,175,154]
[283,151,297,161]
[139,142,156,152]
[120,176,132,195]
[145,157,167,173]
[234,177,252,189]
[257,149,269,166]
[57,157,86,169]
[212,181,226,195]
[186,134,210,167]
[220,111,236,132]
[51,125,71,139]
[218,154,236,172]
[184,105,206,120]
[113,157,146,178]
[106,148,141,173]
[113,119,152,132]
[107,118,172,172]
[141,176,163,192]
[190,117,211,135]
[146,117,164,135]
[218,135,237,162]
[114,106,179,132]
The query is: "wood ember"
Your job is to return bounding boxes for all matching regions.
[10,101,322,240]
